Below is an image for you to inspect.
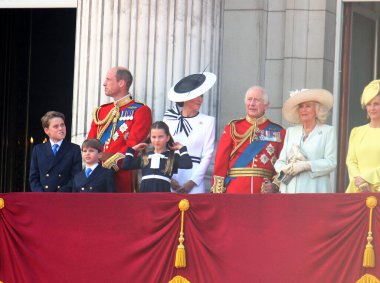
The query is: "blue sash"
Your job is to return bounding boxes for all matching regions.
[225,122,282,186]
[100,103,143,144]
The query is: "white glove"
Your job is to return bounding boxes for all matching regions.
[281,163,293,174]
[289,161,311,176]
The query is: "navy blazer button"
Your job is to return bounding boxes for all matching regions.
[57,186,60,189]
[45,185,48,189]
[46,174,49,177]
[58,174,62,177]
[81,188,84,190]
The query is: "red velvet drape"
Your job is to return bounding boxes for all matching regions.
[0,193,379,283]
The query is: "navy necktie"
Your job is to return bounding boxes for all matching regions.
[52,144,59,156]
[85,168,92,178]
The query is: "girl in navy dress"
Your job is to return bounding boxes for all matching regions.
[122,121,192,192]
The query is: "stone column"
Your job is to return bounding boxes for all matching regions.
[71,0,222,144]
[282,0,336,126]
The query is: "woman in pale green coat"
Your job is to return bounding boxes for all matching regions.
[273,89,337,193]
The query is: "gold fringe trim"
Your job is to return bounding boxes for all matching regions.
[168,275,191,283]
[229,122,257,158]
[93,106,120,140]
[356,273,380,283]
[102,153,125,172]
[93,96,132,140]
[0,198,4,209]
[363,196,377,268]
[175,199,190,268]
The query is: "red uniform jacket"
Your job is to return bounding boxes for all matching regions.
[88,96,152,192]
[212,117,285,194]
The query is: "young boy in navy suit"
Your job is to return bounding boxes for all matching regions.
[69,139,115,193]
[29,111,82,192]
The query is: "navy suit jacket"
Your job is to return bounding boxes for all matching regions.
[68,165,115,193]
[29,140,82,192]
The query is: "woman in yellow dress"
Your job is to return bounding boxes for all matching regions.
[346,79,380,193]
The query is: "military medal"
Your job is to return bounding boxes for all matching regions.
[104,138,111,149]
[275,132,282,142]
[260,154,269,164]
[119,110,126,121]
[112,132,119,141]
[266,144,275,156]
[119,123,128,133]
[119,109,135,121]
[126,110,134,120]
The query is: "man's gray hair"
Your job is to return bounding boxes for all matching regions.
[244,86,269,104]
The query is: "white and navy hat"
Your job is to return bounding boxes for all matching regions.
[168,72,217,102]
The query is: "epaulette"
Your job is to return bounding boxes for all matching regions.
[92,103,112,116]
[267,121,284,131]
[227,118,245,126]
[98,102,114,108]
[126,101,146,110]
[132,101,146,106]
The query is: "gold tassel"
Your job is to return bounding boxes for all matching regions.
[363,196,377,268]
[168,275,191,283]
[356,273,380,283]
[175,242,186,268]
[175,199,190,269]
[364,239,375,268]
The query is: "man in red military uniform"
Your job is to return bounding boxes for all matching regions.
[211,86,285,194]
[88,66,152,192]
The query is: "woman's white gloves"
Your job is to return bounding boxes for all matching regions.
[289,161,311,176]
[281,163,293,174]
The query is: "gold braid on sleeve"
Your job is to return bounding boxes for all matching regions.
[210,176,226,193]
[272,174,281,190]
[102,152,125,171]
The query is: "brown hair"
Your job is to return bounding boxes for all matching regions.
[142,121,175,175]
[81,139,103,152]
[115,67,133,90]
[41,111,65,129]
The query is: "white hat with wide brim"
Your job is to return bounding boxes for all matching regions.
[168,72,217,102]
[282,89,333,124]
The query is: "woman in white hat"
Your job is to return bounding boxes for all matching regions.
[163,72,216,194]
[273,89,337,193]
[346,80,380,193]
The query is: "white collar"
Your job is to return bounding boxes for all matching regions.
[86,163,99,171]
[49,139,63,147]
